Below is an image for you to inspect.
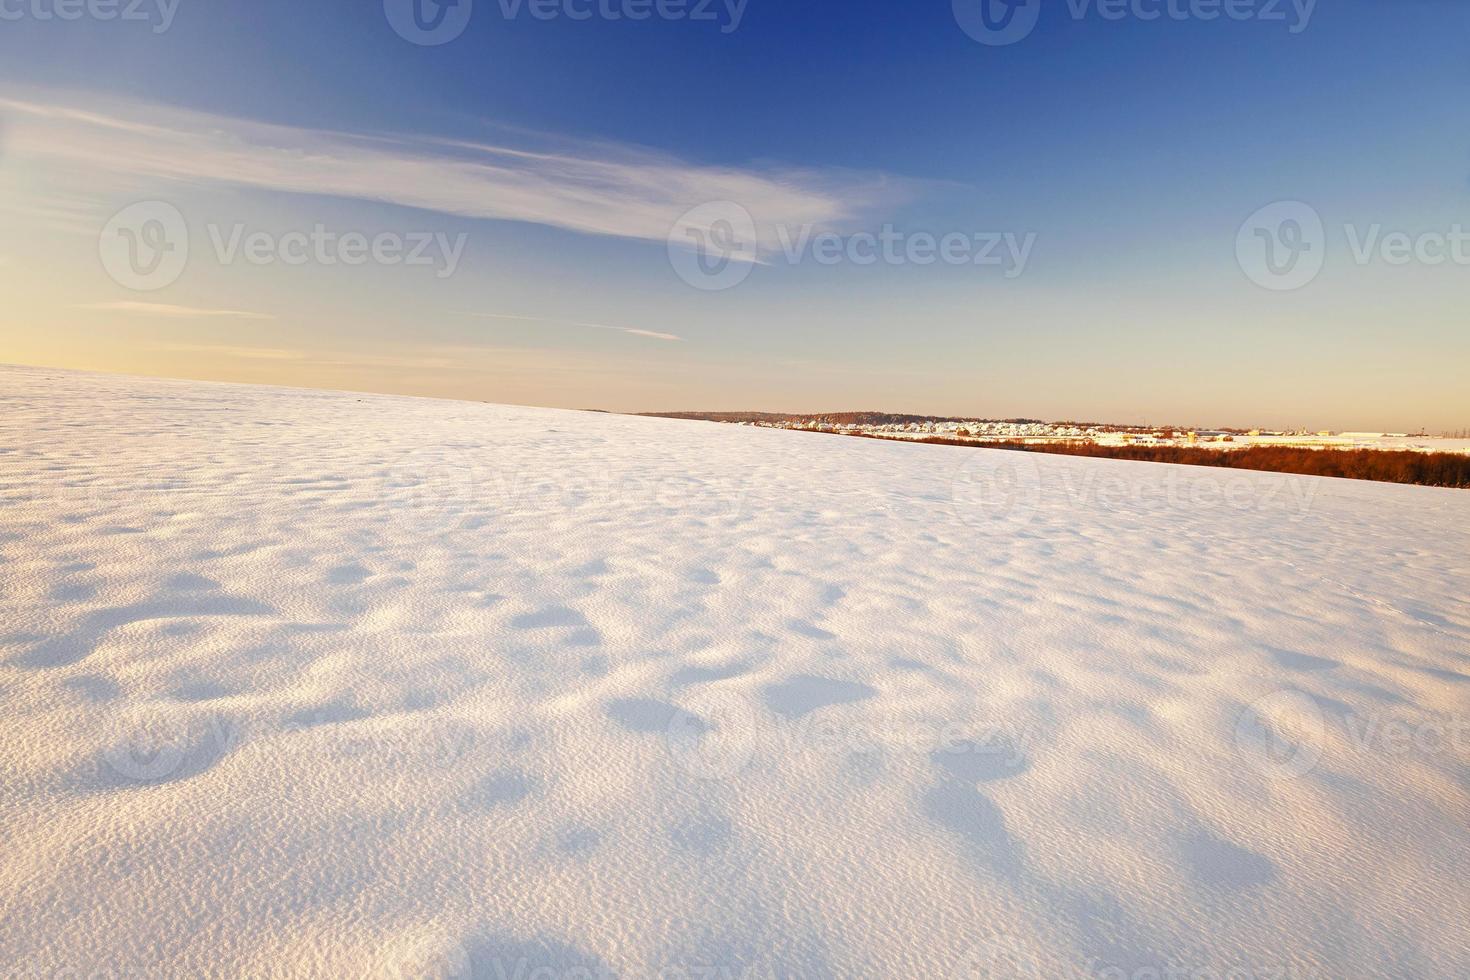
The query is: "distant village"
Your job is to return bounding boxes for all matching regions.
[647,414,1465,454]
[772,419,1430,450]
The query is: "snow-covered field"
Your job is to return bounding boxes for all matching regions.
[2,365,1467,979]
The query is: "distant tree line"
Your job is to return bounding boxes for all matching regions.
[839,434,1470,489]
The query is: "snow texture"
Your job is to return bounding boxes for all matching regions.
[1,366,1467,978]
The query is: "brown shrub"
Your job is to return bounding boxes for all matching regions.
[883,437,1470,489]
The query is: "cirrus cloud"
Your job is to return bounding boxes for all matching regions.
[0,89,915,251]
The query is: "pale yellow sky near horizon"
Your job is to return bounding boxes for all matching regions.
[3,339,1463,436]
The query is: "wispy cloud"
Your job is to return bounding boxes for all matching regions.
[462,311,684,342]
[1,90,912,249]
[145,342,627,376]
[622,328,685,342]
[152,343,305,361]
[79,301,275,321]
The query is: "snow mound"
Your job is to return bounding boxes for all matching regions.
[1,366,1467,977]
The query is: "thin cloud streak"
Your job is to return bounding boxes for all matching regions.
[145,342,642,376]
[80,301,276,320]
[1,90,911,249]
[152,343,305,360]
[462,311,684,342]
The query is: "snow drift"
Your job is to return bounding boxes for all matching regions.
[1,366,1467,977]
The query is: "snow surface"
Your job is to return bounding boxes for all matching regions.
[1,365,1467,978]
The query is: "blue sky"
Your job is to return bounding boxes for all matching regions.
[1,0,1467,429]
